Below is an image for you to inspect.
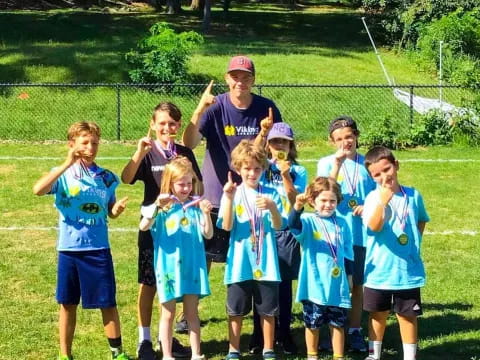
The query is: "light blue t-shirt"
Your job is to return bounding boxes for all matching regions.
[362,186,430,290]
[260,162,308,218]
[50,163,118,251]
[218,184,284,284]
[151,203,210,303]
[317,154,376,247]
[292,212,353,308]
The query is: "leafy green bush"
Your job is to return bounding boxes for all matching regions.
[125,22,203,84]
[415,8,480,87]
[362,116,408,149]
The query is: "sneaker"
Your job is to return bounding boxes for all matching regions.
[262,351,276,360]
[348,329,367,352]
[112,352,133,360]
[175,318,189,334]
[172,337,192,358]
[225,352,241,360]
[138,340,158,360]
[248,334,263,354]
[278,334,298,355]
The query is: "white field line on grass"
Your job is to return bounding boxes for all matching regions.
[0,226,477,236]
[1,156,480,163]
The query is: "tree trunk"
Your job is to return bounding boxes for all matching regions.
[166,0,181,13]
[202,0,211,32]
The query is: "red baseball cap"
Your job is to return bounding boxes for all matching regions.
[227,55,255,75]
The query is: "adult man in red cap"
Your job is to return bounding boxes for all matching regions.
[183,55,282,266]
[182,55,283,354]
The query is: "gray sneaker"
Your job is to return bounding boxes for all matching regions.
[348,329,367,352]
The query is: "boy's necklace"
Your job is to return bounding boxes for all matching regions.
[153,140,177,160]
[391,186,409,231]
[341,153,359,196]
[316,213,342,278]
[240,185,264,266]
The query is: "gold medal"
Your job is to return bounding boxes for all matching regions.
[277,151,286,160]
[398,233,408,245]
[254,269,263,279]
[331,266,341,278]
[180,217,189,226]
[348,199,358,209]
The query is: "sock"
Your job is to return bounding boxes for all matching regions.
[228,349,240,355]
[108,337,123,356]
[307,351,318,360]
[139,326,151,343]
[403,343,417,360]
[368,340,382,359]
[348,327,361,334]
[262,348,274,354]
[333,354,344,360]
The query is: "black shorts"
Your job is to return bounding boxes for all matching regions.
[344,245,366,286]
[204,208,230,263]
[137,229,156,287]
[226,280,279,317]
[363,287,423,317]
[276,230,300,280]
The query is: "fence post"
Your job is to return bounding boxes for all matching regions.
[116,84,121,140]
[409,85,414,125]
[258,85,262,96]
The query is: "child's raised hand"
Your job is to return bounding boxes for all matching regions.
[294,193,308,210]
[260,107,274,133]
[137,128,153,154]
[379,176,394,205]
[198,80,216,110]
[277,158,291,177]
[112,196,128,217]
[65,145,86,167]
[199,199,213,214]
[155,193,172,208]
[223,171,237,199]
[255,195,274,211]
[334,142,348,164]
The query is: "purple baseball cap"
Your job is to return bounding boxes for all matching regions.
[267,123,294,141]
[227,55,255,75]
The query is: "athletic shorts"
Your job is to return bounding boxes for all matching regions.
[302,300,348,329]
[56,249,116,309]
[226,280,279,317]
[204,208,230,263]
[138,229,156,286]
[344,245,366,286]
[363,287,423,317]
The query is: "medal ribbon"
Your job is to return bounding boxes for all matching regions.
[153,140,177,160]
[392,186,409,231]
[241,185,264,265]
[341,154,359,196]
[317,214,340,264]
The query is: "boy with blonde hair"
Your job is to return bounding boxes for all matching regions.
[218,139,284,360]
[33,122,131,360]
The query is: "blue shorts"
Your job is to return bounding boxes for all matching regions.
[302,300,348,329]
[56,249,117,309]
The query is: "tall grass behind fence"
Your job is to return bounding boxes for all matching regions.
[0,83,475,141]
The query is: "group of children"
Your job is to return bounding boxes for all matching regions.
[34,99,429,360]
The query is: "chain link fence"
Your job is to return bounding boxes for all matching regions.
[0,83,476,142]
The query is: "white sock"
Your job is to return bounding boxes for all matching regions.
[403,343,417,360]
[262,348,274,354]
[368,340,382,359]
[139,326,151,343]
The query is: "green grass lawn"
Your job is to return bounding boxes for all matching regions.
[0,142,479,359]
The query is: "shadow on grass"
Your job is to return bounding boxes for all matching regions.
[0,6,372,83]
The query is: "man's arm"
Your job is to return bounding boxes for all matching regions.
[182,80,215,149]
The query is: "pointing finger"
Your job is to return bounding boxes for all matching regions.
[268,107,273,121]
[205,80,214,94]
[147,127,152,139]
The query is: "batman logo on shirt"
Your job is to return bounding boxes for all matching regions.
[80,203,101,214]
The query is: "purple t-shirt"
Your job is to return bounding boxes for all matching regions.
[199,92,282,207]
[131,143,202,206]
